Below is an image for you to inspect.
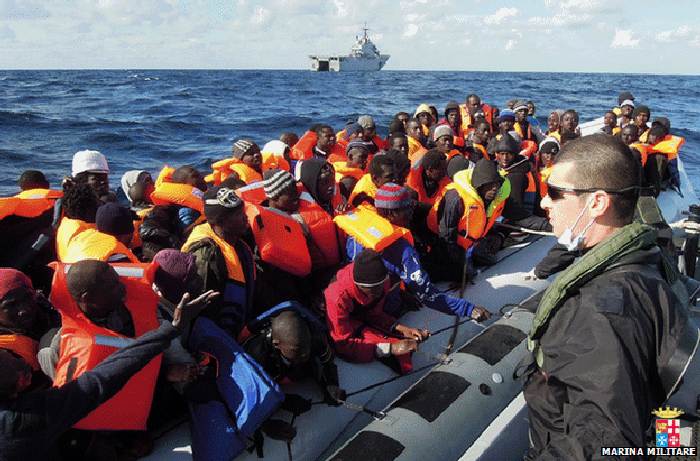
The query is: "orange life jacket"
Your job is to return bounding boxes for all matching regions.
[246,205,312,276]
[459,103,494,130]
[150,182,205,215]
[56,218,97,262]
[539,166,553,199]
[261,152,291,173]
[290,131,346,162]
[407,136,423,159]
[206,159,263,186]
[296,191,343,268]
[520,140,537,160]
[0,334,40,370]
[406,158,451,205]
[630,142,649,166]
[61,227,140,263]
[648,135,684,162]
[182,223,249,285]
[428,169,510,250]
[334,204,413,252]
[0,189,62,221]
[50,262,160,431]
[128,207,151,249]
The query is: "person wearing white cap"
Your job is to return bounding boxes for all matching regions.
[618,98,635,128]
[70,150,116,203]
[513,100,544,144]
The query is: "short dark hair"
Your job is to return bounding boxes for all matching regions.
[389,119,405,134]
[315,124,333,135]
[369,154,394,179]
[171,165,197,184]
[423,149,446,170]
[554,134,640,223]
[18,170,49,190]
[389,132,407,145]
[394,112,410,120]
[473,120,491,132]
[384,149,410,174]
[62,183,100,222]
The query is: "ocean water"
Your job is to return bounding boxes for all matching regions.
[1,69,699,198]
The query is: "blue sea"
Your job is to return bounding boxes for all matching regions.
[1,70,699,198]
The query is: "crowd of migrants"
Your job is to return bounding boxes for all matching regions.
[0,92,685,461]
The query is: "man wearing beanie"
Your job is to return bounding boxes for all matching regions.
[357,115,385,154]
[334,139,369,200]
[298,158,347,216]
[513,100,544,144]
[632,104,651,136]
[441,100,464,142]
[342,184,492,322]
[324,249,429,371]
[208,139,266,186]
[62,202,140,263]
[426,159,510,281]
[182,186,255,339]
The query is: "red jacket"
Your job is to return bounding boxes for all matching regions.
[324,264,395,362]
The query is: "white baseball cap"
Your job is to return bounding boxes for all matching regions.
[72,150,111,177]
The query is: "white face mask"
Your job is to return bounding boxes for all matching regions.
[557,197,595,251]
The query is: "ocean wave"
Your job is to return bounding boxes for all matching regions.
[0,110,44,126]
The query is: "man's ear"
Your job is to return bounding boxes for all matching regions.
[589,190,611,219]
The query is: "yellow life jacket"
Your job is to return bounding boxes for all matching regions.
[348,174,378,207]
[334,204,413,252]
[428,169,510,250]
[206,158,264,186]
[56,218,97,262]
[62,227,140,263]
[150,182,205,214]
[333,162,366,183]
[407,136,423,159]
[649,135,684,161]
[182,223,247,283]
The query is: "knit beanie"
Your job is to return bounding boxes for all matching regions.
[298,158,328,201]
[488,133,520,156]
[232,139,258,160]
[375,183,412,210]
[346,138,370,154]
[506,98,519,109]
[203,186,243,224]
[444,100,460,116]
[446,155,472,181]
[357,116,375,129]
[153,250,199,304]
[0,268,33,301]
[346,122,364,137]
[539,137,561,155]
[263,169,296,200]
[471,159,503,190]
[498,110,515,123]
[513,100,529,112]
[96,203,135,237]
[353,249,389,287]
[433,124,454,141]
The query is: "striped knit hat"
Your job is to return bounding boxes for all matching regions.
[375,183,411,210]
[263,169,296,200]
[232,139,258,159]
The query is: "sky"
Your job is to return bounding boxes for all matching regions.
[2,0,699,74]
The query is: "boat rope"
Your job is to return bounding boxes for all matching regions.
[496,223,554,236]
[345,362,437,397]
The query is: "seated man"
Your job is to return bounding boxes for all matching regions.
[348,154,397,208]
[182,186,256,340]
[560,109,580,137]
[68,150,117,204]
[242,309,346,405]
[298,157,348,216]
[340,184,491,321]
[632,105,651,137]
[18,170,50,191]
[357,115,385,154]
[464,120,491,163]
[491,133,539,215]
[0,268,60,382]
[207,139,266,185]
[140,165,207,260]
[439,100,465,145]
[387,133,410,159]
[334,139,369,200]
[324,249,429,373]
[405,118,426,158]
[55,183,101,262]
[0,273,209,461]
[406,149,450,206]
[598,110,619,136]
[427,159,510,280]
[62,202,140,263]
[513,100,544,144]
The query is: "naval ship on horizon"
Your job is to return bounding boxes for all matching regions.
[309,27,390,72]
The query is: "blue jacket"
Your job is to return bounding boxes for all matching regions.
[346,235,475,317]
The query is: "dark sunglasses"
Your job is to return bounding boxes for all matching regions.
[545,183,639,201]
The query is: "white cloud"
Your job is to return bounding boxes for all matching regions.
[657,25,692,42]
[403,23,418,38]
[505,39,516,50]
[611,30,639,48]
[251,6,270,24]
[484,7,518,24]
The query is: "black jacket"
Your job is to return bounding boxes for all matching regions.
[0,322,180,461]
[524,248,686,460]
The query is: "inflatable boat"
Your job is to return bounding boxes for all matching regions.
[144,122,700,461]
